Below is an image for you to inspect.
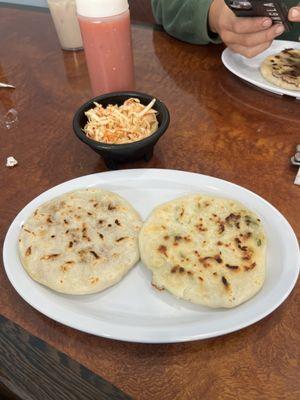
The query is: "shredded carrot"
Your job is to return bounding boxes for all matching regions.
[83,98,158,144]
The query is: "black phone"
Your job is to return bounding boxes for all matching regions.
[224,0,292,31]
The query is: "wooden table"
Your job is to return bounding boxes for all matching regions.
[1,4,300,400]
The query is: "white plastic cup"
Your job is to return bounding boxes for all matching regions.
[48,0,83,51]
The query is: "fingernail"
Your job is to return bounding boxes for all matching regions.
[291,8,299,18]
[275,24,285,35]
[262,18,272,28]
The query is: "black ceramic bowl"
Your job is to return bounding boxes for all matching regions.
[73,91,170,169]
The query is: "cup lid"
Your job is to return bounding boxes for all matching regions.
[76,0,129,18]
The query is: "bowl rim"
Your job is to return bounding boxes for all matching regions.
[73,91,170,150]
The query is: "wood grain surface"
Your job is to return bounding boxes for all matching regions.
[0,315,132,400]
[128,0,156,24]
[0,5,299,400]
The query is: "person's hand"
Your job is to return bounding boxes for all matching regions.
[208,0,285,58]
[288,5,300,22]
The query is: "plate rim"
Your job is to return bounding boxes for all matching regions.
[221,40,300,100]
[3,168,300,343]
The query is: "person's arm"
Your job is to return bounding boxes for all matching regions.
[288,1,300,22]
[284,1,300,41]
[209,0,300,56]
[209,0,284,57]
[152,0,300,57]
[151,0,221,44]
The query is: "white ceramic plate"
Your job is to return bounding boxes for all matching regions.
[222,40,300,99]
[3,169,300,343]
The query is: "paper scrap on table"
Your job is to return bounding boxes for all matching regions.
[6,156,18,168]
[295,167,300,186]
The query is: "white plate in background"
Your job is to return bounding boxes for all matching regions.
[222,40,300,99]
[3,169,300,343]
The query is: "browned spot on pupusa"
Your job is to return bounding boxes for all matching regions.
[90,277,99,284]
[195,223,207,232]
[151,282,164,291]
[116,237,128,242]
[173,235,183,246]
[225,213,241,229]
[235,237,254,261]
[235,237,248,251]
[41,254,60,260]
[108,203,116,210]
[244,262,256,271]
[23,228,34,235]
[171,265,179,273]
[60,261,74,272]
[225,264,239,270]
[25,246,31,256]
[239,232,252,240]
[214,255,223,263]
[90,250,100,259]
[78,249,88,262]
[200,256,212,267]
[115,219,121,226]
[82,223,91,242]
[200,254,223,267]
[222,276,230,289]
[171,265,185,274]
[218,221,225,234]
[158,245,168,257]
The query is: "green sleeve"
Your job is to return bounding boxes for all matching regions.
[151,0,221,45]
[152,0,299,44]
[279,0,300,42]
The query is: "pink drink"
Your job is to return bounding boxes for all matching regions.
[78,10,134,95]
